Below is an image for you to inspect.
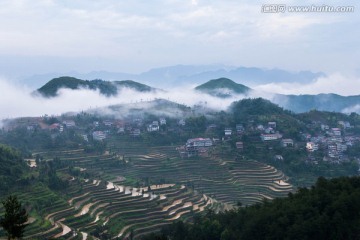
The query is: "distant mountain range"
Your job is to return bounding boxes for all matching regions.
[20,64,324,89]
[35,76,360,114]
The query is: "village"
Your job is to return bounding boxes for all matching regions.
[2,111,360,169]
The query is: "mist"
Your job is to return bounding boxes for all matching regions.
[255,73,360,96]
[0,78,249,122]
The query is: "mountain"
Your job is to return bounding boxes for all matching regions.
[113,80,154,92]
[36,77,157,97]
[270,93,360,113]
[19,65,324,89]
[179,66,325,87]
[195,77,251,98]
[18,71,136,89]
[36,76,360,114]
[231,98,289,117]
[195,78,360,113]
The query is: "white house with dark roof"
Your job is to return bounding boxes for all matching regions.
[63,120,75,127]
[281,139,294,147]
[261,133,282,141]
[93,131,106,141]
[159,118,166,125]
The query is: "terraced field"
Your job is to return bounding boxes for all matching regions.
[22,180,209,239]
[20,139,293,239]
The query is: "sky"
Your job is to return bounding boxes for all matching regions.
[0,0,359,120]
[0,0,358,78]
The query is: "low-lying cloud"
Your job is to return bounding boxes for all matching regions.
[0,78,248,122]
[255,73,360,96]
[342,105,360,114]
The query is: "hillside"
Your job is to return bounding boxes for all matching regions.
[37,77,156,97]
[0,144,27,193]
[231,98,289,118]
[194,78,360,113]
[113,80,154,92]
[145,176,360,240]
[277,93,360,113]
[1,97,360,238]
[195,78,251,98]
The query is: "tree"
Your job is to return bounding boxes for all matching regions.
[0,195,28,240]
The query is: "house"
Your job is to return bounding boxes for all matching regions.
[93,131,106,141]
[183,138,213,157]
[130,128,141,137]
[236,124,244,134]
[133,118,143,127]
[186,138,213,148]
[212,138,221,144]
[82,134,88,142]
[274,155,284,161]
[332,128,341,136]
[117,127,125,134]
[281,139,294,147]
[159,118,166,125]
[147,121,159,132]
[260,133,282,141]
[321,124,329,131]
[257,125,265,131]
[103,120,113,127]
[63,120,76,127]
[49,123,60,130]
[306,142,319,152]
[224,128,232,136]
[207,124,217,131]
[236,142,244,150]
[93,121,99,127]
[268,122,277,128]
[26,125,35,131]
[178,119,186,126]
[336,143,347,152]
[264,127,274,134]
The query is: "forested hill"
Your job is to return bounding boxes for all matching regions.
[195,77,251,98]
[36,77,156,97]
[144,176,360,240]
[0,144,27,193]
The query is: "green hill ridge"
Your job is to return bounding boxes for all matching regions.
[195,77,251,98]
[37,77,156,97]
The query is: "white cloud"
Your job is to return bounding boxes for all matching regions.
[255,73,360,96]
[191,0,198,6]
[342,104,360,114]
[0,78,247,120]
[0,0,358,75]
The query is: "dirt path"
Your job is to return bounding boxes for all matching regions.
[68,192,90,205]
[53,220,72,238]
[74,202,97,217]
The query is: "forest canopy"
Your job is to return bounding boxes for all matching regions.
[144,176,360,240]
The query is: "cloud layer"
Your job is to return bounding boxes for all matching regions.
[255,73,360,96]
[0,0,358,76]
[0,78,246,120]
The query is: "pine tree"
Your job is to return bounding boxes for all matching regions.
[0,195,28,240]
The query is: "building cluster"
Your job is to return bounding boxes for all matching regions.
[18,115,189,143]
[304,121,359,164]
[6,113,360,167]
[258,122,283,141]
[178,138,213,158]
